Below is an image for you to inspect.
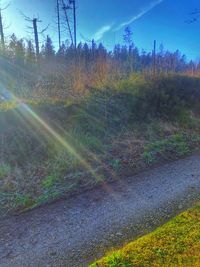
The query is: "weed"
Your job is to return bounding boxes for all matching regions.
[153,248,166,258]
[106,253,132,267]
[143,134,190,164]
[34,190,61,207]
[109,159,121,172]
[72,131,103,152]
[0,163,11,179]
[42,175,57,190]
[15,194,33,209]
[143,151,157,164]
[90,252,132,267]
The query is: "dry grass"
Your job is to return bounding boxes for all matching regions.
[90,203,200,267]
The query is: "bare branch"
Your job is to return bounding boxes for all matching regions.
[39,24,49,34]
[0,2,10,11]
[19,10,32,21]
[190,9,200,15]
[79,33,92,43]
[3,21,11,29]
[187,8,200,24]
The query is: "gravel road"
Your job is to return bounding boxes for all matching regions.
[0,154,200,267]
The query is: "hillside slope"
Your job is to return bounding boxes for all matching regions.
[0,154,200,267]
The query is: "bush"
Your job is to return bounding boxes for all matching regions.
[116,75,200,121]
[136,75,200,119]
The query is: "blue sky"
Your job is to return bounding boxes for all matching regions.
[2,0,200,60]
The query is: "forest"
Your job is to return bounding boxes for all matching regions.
[0,28,199,99]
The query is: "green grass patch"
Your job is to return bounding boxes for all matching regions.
[0,101,18,111]
[42,174,58,190]
[143,134,191,164]
[90,203,200,267]
[0,163,11,179]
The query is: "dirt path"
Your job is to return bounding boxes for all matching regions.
[0,155,200,267]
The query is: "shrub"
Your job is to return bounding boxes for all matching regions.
[137,75,200,119]
[116,75,200,121]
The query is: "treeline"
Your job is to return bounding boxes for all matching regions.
[0,33,199,99]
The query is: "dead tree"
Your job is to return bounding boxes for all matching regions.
[20,11,49,61]
[56,0,61,48]
[0,3,10,50]
[32,18,40,59]
[70,0,77,49]
[153,40,157,77]
[61,0,74,45]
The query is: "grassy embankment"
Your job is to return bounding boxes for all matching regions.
[1,74,200,215]
[90,203,200,267]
